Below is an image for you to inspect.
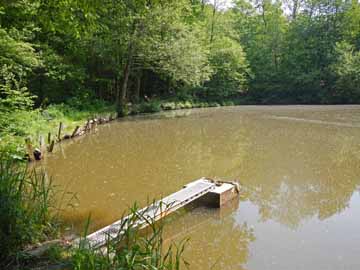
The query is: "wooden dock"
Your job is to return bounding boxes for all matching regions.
[83,178,238,248]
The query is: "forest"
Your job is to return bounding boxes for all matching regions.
[1,0,360,156]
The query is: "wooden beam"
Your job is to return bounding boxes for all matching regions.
[74,179,239,249]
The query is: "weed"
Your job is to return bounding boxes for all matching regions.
[71,204,189,270]
[0,156,58,266]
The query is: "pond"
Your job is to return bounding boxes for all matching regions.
[42,105,360,270]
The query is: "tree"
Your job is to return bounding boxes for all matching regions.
[205,36,250,97]
[331,41,360,102]
[233,0,287,100]
[0,26,38,118]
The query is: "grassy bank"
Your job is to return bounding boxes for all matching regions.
[0,100,116,160]
[0,97,245,160]
[131,98,240,114]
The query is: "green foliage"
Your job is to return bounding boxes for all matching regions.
[162,102,177,110]
[0,65,35,112]
[206,37,250,97]
[0,134,26,161]
[341,0,360,48]
[0,27,39,74]
[30,45,87,103]
[1,0,360,109]
[0,157,58,265]
[146,26,212,87]
[0,26,38,132]
[233,0,360,103]
[0,65,37,157]
[134,101,162,114]
[234,0,286,83]
[331,41,360,102]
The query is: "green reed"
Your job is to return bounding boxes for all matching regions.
[71,203,189,270]
[0,156,58,266]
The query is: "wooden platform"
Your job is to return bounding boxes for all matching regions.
[83,178,238,248]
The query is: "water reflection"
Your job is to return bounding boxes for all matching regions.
[163,200,255,270]
[238,128,360,229]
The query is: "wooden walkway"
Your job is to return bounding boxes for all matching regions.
[85,178,217,248]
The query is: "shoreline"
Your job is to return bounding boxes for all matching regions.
[10,101,360,163]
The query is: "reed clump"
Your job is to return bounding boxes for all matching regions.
[0,156,58,266]
[71,204,189,270]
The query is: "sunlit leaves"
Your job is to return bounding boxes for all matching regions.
[331,41,360,100]
[206,36,250,97]
[0,28,39,72]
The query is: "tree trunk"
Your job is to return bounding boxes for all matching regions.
[261,2,267,27]
[116,41,134,117]
[201,0,205,11]
[210,1,217,44]
[292,0,299,20]
[134,71,142,103]
[115,77,119,108]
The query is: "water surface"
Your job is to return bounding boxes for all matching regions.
[43,105,360,270]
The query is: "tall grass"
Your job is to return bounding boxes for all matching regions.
[71,204,189,270]
[0,156,58,266]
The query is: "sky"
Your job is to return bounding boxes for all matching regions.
[207,0,235,9]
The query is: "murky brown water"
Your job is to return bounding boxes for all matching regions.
[43,105,360,270]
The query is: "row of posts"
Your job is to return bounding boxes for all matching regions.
[25,114,116,161]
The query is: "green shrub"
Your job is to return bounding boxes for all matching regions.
[0,134,26,161]
[138,101,162,113]
[184,101,193,109]
[226,101,235,106]
[161,102,176,110]
[130,104,141,115]
[209,102,220,107]
[175,102,185,109]
[221,100,235,106]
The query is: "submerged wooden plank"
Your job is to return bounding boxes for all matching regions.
[85,178,216,248]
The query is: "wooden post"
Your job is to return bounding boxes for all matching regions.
[85,120,90,131]
[39,135,46,157]
[71,126,80,138]
[57,122,63,141]
[25,138,35,161]
[48,140,55,153]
